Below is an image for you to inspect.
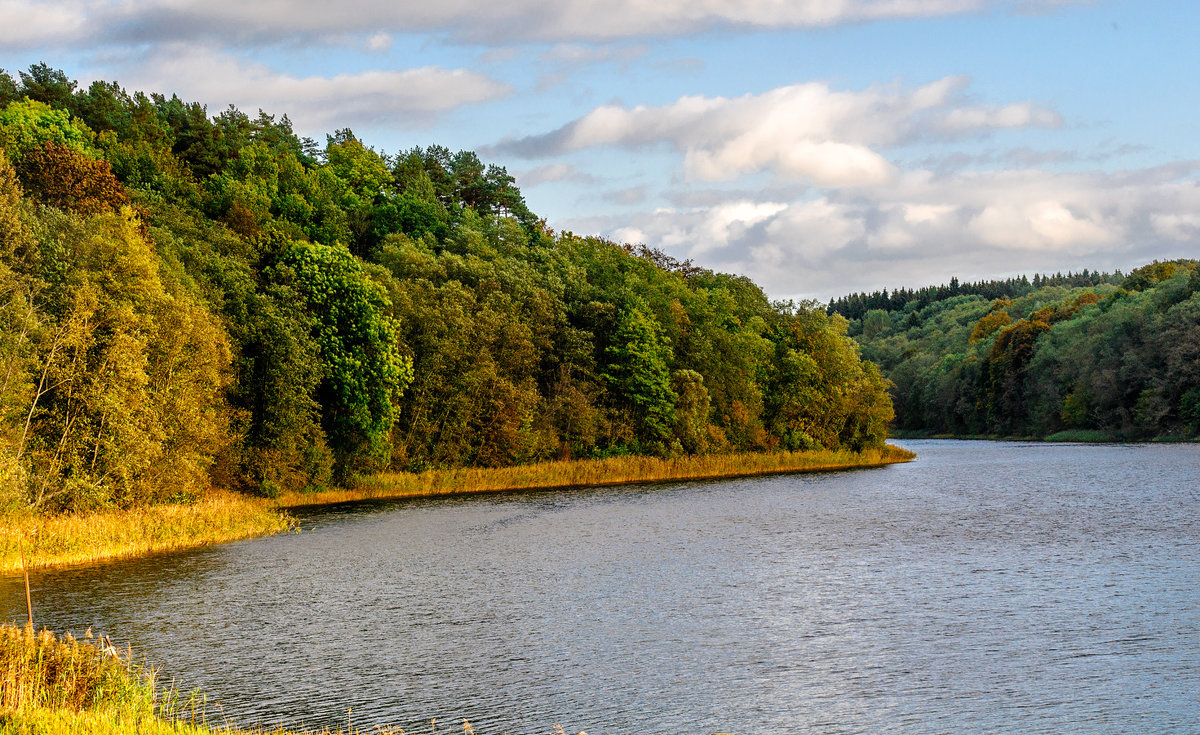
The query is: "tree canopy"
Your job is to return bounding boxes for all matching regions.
[0,64,896,510]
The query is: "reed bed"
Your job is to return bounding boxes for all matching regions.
[0,623,417,734]
[0,491,291,574]
[282,444,916,508]
[0,624,155,719]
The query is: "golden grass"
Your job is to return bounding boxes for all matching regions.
[0,623,413,735]
[280,444,916,508]
[0,491,291,575]
[0,707,413,735]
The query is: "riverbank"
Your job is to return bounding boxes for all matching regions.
[281,444,916,508]
[0,492,290,575]
[2,445,914,574]
[889,428,1199,443]
[0,623,406,734]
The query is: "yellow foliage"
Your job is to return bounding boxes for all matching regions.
[969,310,1011,344]
[18,208,233,509]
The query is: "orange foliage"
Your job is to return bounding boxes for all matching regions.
[15,141,130,215]
[1031,291,1101,325]
[970,310,1012,344]
[222,201,262,240]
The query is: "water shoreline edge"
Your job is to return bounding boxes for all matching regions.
[2,445,914,575]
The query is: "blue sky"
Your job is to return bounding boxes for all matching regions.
[3,0,1198,300]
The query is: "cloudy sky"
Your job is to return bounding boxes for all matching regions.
[3,0,1198,300]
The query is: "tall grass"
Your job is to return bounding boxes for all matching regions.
[0,491,291,574]
[0,623,416,734]
[284,444,916,507]
[0,624,155,718]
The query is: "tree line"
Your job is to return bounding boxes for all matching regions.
[0,64,893,511]
[841,260,1200,440]
[828,270,1123,323]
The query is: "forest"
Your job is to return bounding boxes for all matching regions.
[0,64,894,513]
[838,261,1200,440]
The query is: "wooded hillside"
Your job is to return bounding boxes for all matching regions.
[839,261,1200,440]
[0,64,894,511]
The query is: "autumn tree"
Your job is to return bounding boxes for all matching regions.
[16,141,130,215]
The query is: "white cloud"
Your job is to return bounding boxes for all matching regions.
[120,46,511,132]
[4,0,1093,48]
[540,43,648,65]
[1151,212,1200,241]
[366,33,393,52]
[517,163,574,187]
[591,165,1200,300]
[933,102,1063,133]
[0,0,88,47]
[499,77,1059,187]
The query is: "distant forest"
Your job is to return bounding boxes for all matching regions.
[0,64,893,511]
[828,270,1123,322]
[836,261,1200,440]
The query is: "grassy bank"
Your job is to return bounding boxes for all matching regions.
[0,492,290,575]
[0,623,410,734]
[2,446,914,574]
[281,444,916,508]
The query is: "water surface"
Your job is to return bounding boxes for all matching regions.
[5,440,1199,734]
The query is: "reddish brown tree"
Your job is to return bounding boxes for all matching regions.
[15,141,130,215]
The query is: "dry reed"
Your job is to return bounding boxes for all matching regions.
[0,624,154,716]
[281,444,916,508]
[0,491,291,574]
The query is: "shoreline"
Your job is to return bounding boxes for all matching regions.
[281,444,916,508]
[2,445,914,574]
[888,430,1199,443]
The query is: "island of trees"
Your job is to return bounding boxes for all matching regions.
[0,64,896,517]
[830,261,1200,441]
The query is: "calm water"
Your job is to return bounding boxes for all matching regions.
[4,440,1199,734]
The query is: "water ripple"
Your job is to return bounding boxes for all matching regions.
[4,440,1199,735]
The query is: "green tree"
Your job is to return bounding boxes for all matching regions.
[270,242,412,475]
[0,69,19,107]
[0,99,96,162]
[671,369,711,454]
[17,208,232,509]
[602,303,677,447]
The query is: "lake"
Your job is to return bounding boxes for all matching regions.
[4,440,1199,734]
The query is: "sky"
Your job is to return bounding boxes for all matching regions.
[3,0,1198,301]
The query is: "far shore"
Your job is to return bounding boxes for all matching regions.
[2,444,914,574]
[887,429,1199,443]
